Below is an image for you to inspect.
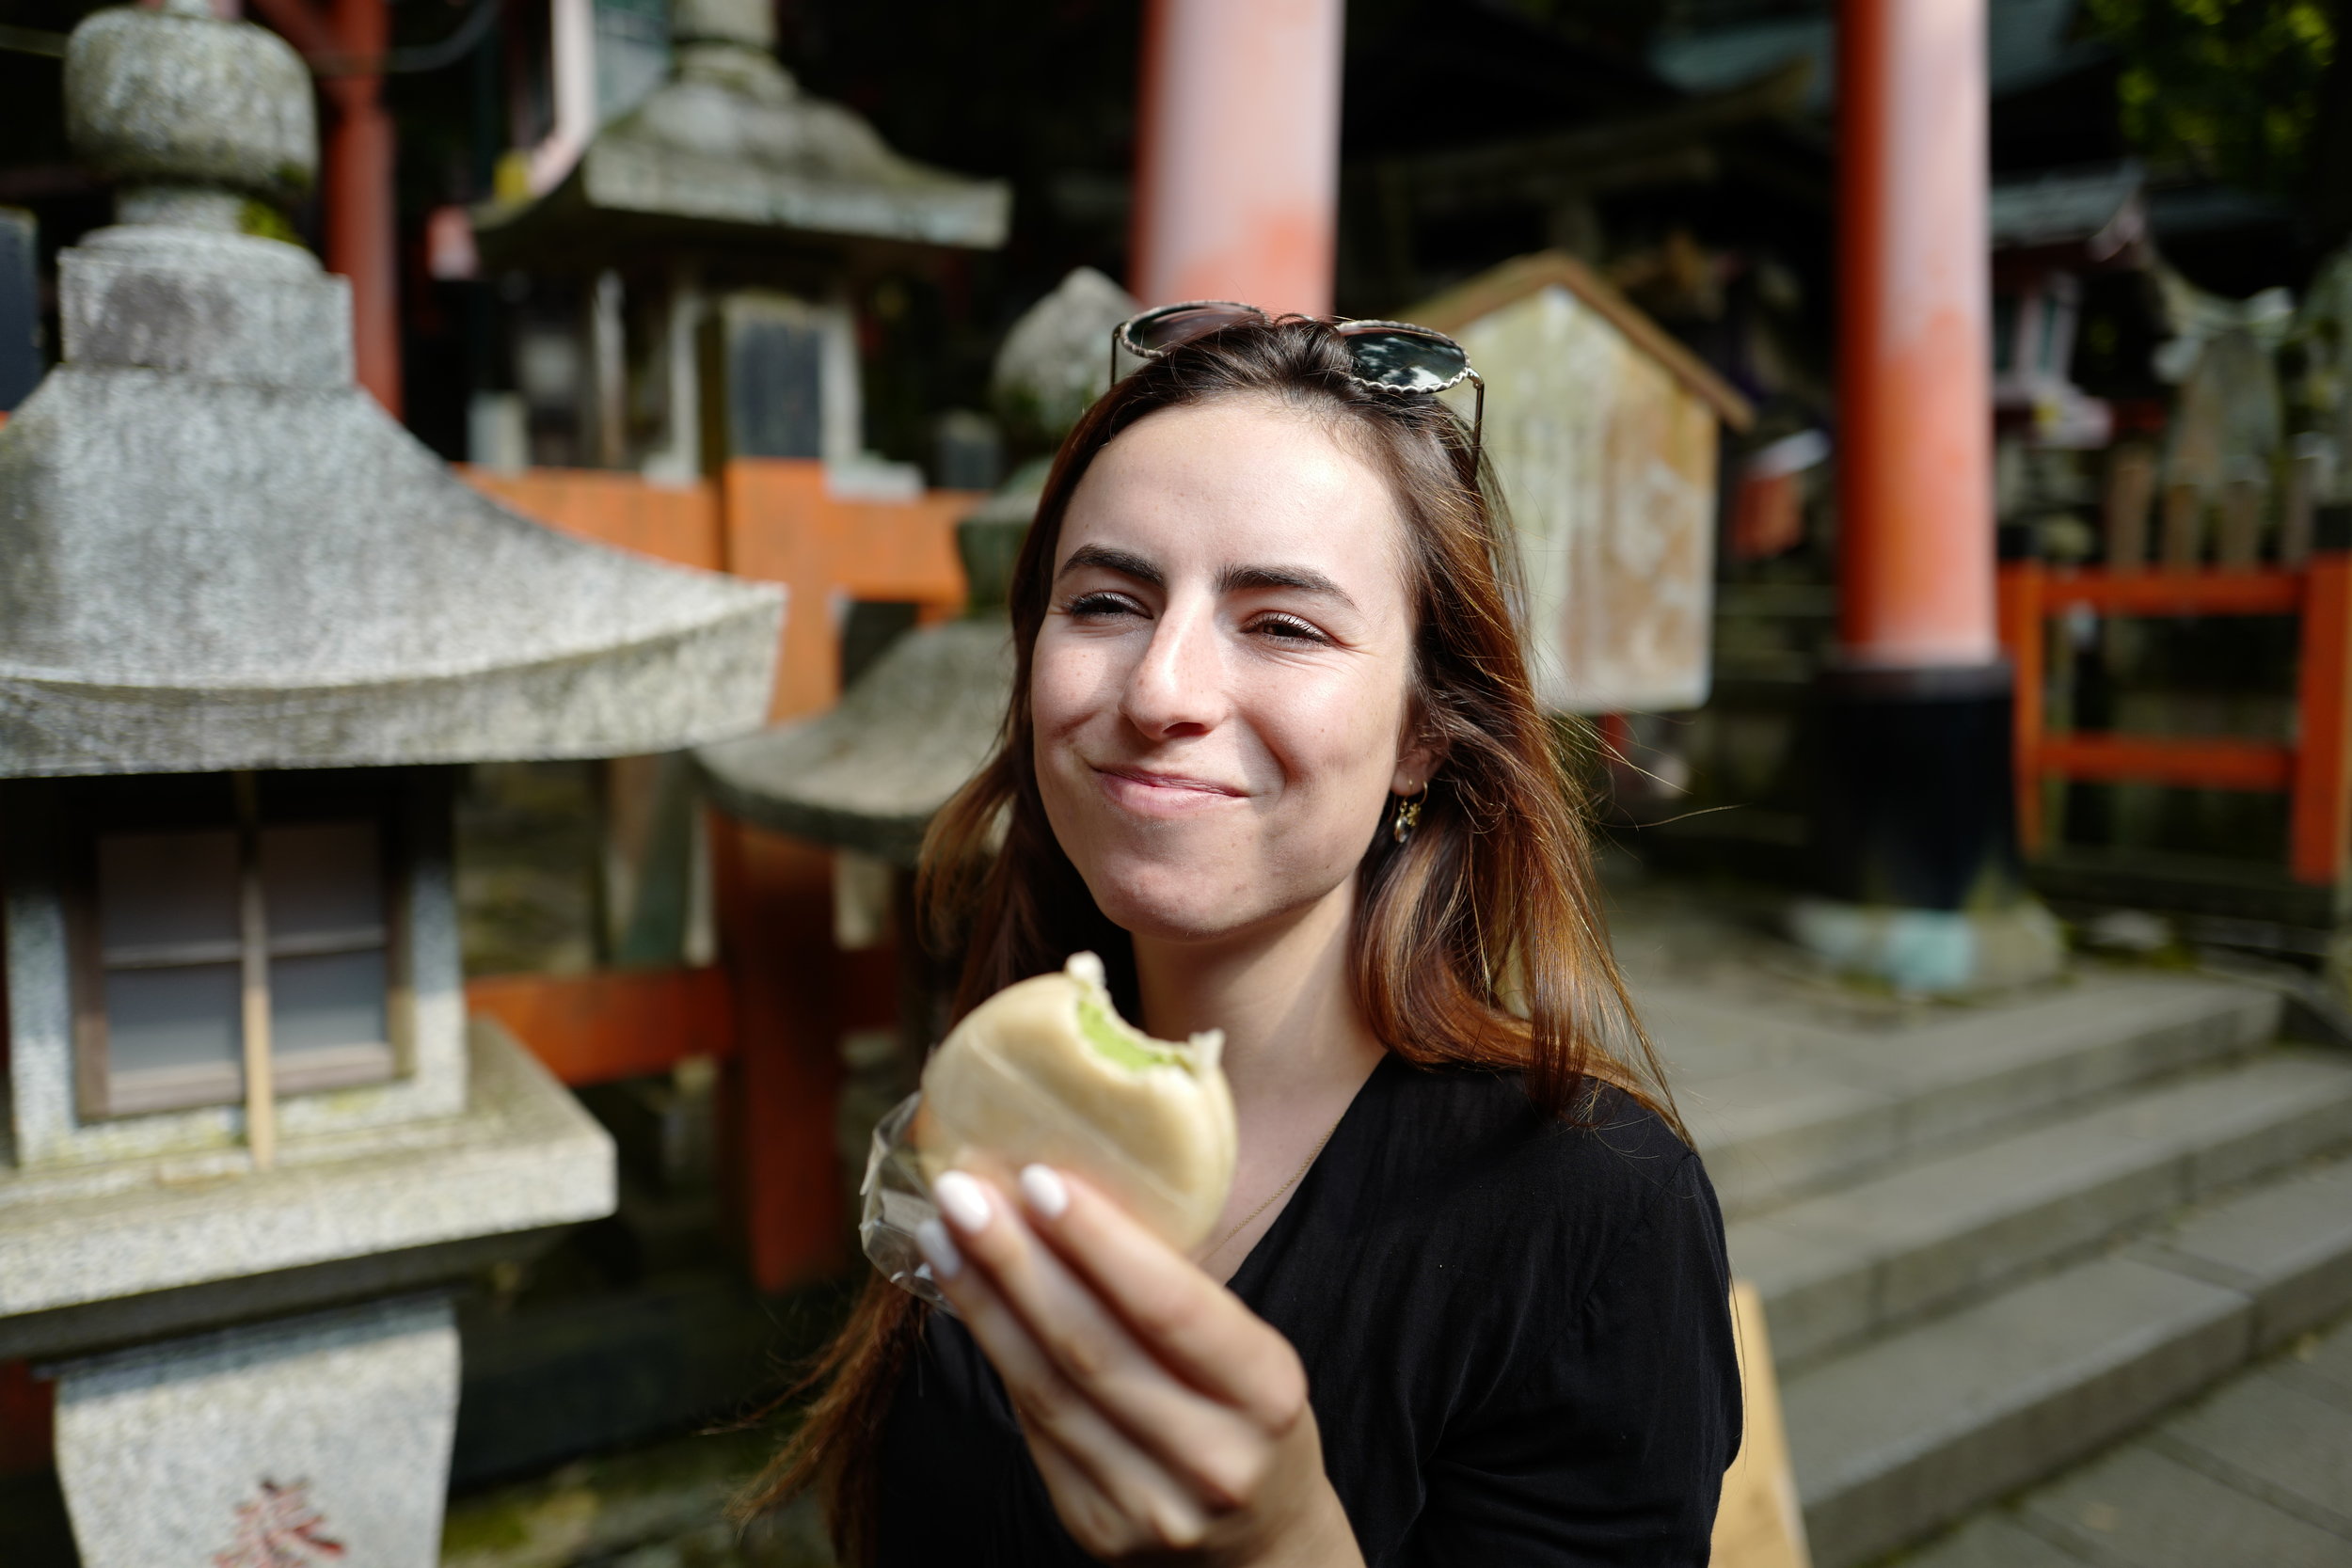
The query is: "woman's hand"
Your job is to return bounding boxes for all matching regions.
[919,1164,1363,1568]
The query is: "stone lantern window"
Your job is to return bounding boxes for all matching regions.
[68,770,422,1118]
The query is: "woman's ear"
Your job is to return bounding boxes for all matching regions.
[1391,731,1444,797]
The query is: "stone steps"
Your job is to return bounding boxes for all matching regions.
[1629,945,2337,1565]
[1778,1148,2352,1568]
[1733,1050,2352,1369]
[1899,1302,2352,1567]
[1661,973,2280,1217]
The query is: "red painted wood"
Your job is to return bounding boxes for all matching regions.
[2037,733,2294,792]
[708,821,898,1295]
[2037,569,2304,617]
[2291,554,2352,884]
[0,1359,53,1475]
[466,967,736,1087]
[1996,563,2046,852]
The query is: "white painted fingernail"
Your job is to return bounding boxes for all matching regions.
[934,1170,991,1233]
[916,1217,962,1279]
[1019,1164,1070,1219]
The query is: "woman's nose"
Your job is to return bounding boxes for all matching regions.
[1120,600,1227,740]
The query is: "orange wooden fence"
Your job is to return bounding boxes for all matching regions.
[466,461,979,719]
[460,460,977,1291]
[1998,554,2352,886]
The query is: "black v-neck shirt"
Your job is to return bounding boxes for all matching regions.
[874,1054,1741,1566]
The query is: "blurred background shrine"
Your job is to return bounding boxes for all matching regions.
[2,0,2350,1565]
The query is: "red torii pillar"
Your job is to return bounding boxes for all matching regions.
[1128,0,1343,315]
[1804,0,2052,987]
[1837,0,1994,670]
[247,0,403,418]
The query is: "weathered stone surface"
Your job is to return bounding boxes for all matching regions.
[2155,1370,2352,1536]
[5,0,784,778]
[65,0,314,209]
[1900,1514,2090,1568]
[476,0,1007,261]
[994,266,1136,447]
[53,1297,456,1568]
[61,228,351,387]
[2133,1153,2352,1349]
[1653,972,2277,1216]
[1898,1311,2352,1566]
[1733,1053,2352,1367]
[0,1018,613,1357]
[1786,1255,2250,1568]
[0,366,782,775]
[697,615,1013,863]
[2020,1445,2351,1568]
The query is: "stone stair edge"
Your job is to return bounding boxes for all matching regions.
[1735,1052,2352,1368]
[1695,982,2280,1216]
[1781,1150,2352,1568]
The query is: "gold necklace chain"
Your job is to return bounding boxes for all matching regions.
[1203,1110,1346,1262]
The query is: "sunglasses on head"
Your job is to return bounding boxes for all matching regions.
[1111,301,1485,459]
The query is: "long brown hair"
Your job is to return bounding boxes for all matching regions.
[739,317,1678,1563]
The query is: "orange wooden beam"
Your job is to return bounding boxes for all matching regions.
[2291,551,2352,884]
[466,967,736,1087]
[719,459,978,719]
[1996,562,2046,853]
[462,467,725,571]
[2037,568,2304,618]
[2037,733,2294,793]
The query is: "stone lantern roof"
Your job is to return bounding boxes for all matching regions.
[0,0,784,778]
[472,0,1009,271]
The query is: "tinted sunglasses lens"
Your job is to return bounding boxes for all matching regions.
[1127,304,1261,355]
[1342,329,1468,393]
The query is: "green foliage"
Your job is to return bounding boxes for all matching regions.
[2078,0,2338,193]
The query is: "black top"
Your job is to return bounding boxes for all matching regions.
[875,1054,1741,1566]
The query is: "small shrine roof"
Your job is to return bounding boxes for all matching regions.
[1990,162,2148,264]
[1410,251,1755,431]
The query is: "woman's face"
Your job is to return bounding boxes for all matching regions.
[1032,395,1434,946]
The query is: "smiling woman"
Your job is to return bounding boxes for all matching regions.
[741,316,1739,1567]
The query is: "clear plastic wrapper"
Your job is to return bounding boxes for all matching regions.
[859,1090,953,1310]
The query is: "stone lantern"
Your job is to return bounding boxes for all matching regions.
[469,0,1010,481]
[0,5,783,1564]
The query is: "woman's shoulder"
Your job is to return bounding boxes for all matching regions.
[1369,1054,1704,1205]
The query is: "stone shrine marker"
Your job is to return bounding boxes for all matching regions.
[1415,252,1753,714]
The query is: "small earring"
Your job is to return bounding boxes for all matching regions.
[1391,790,1423,845]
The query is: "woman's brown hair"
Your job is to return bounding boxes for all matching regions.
[739,316,1678,1564]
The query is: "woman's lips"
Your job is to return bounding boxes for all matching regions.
[1090,765,1246,816]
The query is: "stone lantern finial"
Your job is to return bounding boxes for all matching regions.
[64,0,315,233]
[672,0,776,50]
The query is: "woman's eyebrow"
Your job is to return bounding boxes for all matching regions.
[1219,562,1358,610]
[1059,543,1162,586]
[1057,545,1358,612]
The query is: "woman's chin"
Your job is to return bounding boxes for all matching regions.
[1082,863,1266,946]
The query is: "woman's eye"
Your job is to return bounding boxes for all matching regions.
[1066,591,1142,620]
[1248,613,1329,645]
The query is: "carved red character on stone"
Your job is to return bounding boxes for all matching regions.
[214,1479,345,1568]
